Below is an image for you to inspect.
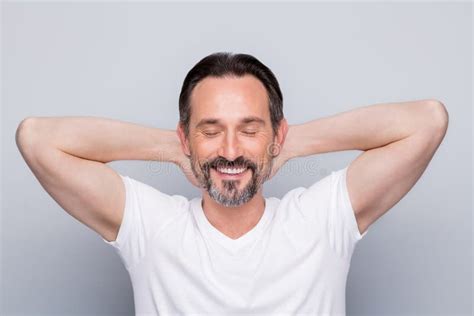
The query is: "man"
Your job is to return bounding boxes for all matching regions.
[15,52,448,315]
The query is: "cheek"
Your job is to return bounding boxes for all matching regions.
[191,140,214,155]
[242,137,270,152]
[253,141,274,159]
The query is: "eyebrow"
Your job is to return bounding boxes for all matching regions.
[195,116,266,129]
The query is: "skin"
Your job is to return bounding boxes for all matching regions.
[176,78,449,240]
[15,86,448,244]
[177,75,288,240]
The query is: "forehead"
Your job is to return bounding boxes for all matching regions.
[189,75,270,126]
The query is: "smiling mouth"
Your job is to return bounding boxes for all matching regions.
[212,166,250,179]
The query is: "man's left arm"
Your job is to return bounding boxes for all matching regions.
[279,99,449,235]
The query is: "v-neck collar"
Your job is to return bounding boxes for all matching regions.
[191,197,273,253]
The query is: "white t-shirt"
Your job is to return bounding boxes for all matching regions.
[102,166,368,316]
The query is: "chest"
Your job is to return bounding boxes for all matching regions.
[131,222,349,314]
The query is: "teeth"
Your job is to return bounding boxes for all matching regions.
[216,167,247,175]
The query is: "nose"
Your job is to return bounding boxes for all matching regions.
[217,131,244,162]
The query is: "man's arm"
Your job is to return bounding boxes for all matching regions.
[15,116,184,242]
[281,99,449,235]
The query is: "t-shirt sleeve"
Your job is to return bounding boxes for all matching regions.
[101,174,188,271]
[295,166,368,259]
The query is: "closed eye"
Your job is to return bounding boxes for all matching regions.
[242,130,257,136]
[203,131,220,137]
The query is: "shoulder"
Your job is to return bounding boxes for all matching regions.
[279,170,333,210]
[122,175,189,209]
[276,168,352,225]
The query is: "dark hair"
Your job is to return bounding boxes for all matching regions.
[178,52,284,137]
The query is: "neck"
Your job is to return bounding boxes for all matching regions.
[201,188,266,240]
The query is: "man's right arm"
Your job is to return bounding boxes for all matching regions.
[15,116,184,242]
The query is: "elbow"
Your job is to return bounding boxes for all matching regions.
[424,99,449,134]
[15,117,39,153]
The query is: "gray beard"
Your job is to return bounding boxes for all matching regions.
[190,157,273,208]
[206,169,258,207]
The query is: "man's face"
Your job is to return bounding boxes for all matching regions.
[180,75,279,207]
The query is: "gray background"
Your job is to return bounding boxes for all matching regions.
[2,2,472,316]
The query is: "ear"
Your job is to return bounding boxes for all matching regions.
[176,123,191,157]
[274,118,289,155]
